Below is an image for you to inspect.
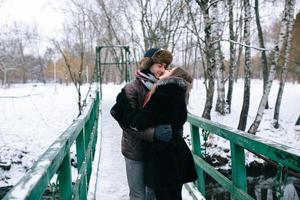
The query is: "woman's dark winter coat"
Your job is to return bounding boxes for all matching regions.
[120,77,198,191]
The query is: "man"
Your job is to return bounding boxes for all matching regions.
[111,48,173,200]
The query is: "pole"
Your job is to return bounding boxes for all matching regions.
[54,60,56,83]
[4,69,6,87]
[86,65,89,83]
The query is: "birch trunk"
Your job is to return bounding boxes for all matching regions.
[196,0,215,120]
[254,0,269,109]
[212,1,225,115]
[296,115,300,126]
[235,4,244,82]
[273,0,295,129]
[248,0,291,134]
[226,0,236,113]
[237,0,251,131]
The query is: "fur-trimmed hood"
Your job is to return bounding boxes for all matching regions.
[156,76,190,90]
[146,76,192,106]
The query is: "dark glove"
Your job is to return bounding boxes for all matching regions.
[154,125,172,142]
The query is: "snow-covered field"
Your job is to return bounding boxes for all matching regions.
[0,79,299,198]
[187,79,300,167]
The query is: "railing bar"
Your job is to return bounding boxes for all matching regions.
[230,142,247,192]
[75,124,96,191]
[193,154,254,200]
[183,183,205,200]
[73,161,87,196]
[86,124,97,185]
[76,130,86,172]
[3,90,99,199]
[188,114,300,172]
[190,124,206,195]
[248,150,300,179]
[58,151,72,199]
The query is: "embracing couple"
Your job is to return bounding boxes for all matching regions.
[111,48,198,200]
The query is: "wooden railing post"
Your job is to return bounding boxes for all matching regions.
[58,151,72,199]
[84,116,92,184]
[76,130,87,200]
[230,142,247,199]
[190,124,206,196]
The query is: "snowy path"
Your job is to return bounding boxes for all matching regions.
[95,84,129,200]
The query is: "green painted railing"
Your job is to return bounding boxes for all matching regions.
[3,90,100,200]
[186,113,300,200]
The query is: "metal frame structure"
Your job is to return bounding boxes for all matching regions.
[3,90,100,200]
[186,113,300,200]
[96,45,131,99]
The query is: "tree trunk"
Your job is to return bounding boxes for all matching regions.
[237,0,251,131]
[196,0,215,120]
[226,0,236,113]
[254,0,269,109]
[273,0,295,129]
[38,56,46,84]
[215,42,225,114]
[212,1,225,115]
[19,43,27,84]
[296,115,300,126]
[234,5,244,82]
[248,0,291,134]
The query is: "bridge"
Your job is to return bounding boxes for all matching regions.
[2,46,300,200]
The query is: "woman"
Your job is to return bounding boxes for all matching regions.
[112,47,173,200]
[114,67,198,200]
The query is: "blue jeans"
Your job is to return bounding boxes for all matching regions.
[125,157,156,200]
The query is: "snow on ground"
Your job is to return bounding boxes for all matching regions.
[0,79,299,198]
[186,79,300,167]
[94,83,128,200]
[0,83,84,187]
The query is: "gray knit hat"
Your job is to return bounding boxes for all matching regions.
[139,48,173,70]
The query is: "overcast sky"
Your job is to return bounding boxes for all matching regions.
[1,0,299,37]
[0,0,65,38]
[0,0,299,56]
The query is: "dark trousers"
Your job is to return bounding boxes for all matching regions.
[154,185,183,200]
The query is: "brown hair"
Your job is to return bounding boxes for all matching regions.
[170,67,193,84]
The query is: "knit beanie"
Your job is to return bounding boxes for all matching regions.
[139,48,173,71]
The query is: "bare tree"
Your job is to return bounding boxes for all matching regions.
[296,114,300,126]
[52,0,94,115]
[237,0,251,131]
[254,0,269,109]
[0,0,7,7]
[0,22,40,84]
[226,0,236,113]
[273,0,296,129]
[212,1,225,115]
[194,0,216,120]
[135,0,184,51]
[248,0,294,134]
